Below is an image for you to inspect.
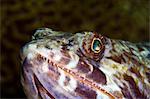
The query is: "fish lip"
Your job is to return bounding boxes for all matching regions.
[33,73,55,99]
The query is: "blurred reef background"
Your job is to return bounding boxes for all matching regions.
[1,0,149,98]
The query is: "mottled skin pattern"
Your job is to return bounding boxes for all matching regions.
[20,28,150,99]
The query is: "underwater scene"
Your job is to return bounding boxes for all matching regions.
[1,0,149,98]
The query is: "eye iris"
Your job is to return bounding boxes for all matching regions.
[93,39,101,52]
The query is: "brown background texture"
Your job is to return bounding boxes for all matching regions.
[1,0,149,98]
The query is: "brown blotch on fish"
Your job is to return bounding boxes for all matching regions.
[58,50,71,65]
[123,74,146,98]
[112,91,123,98]
[120,83,133,99]
[64,76,71,86]
[47,67,60,82]
[47,61,60,81]
[107,55,125,64]
[129,47,136,55]
[75,83,97,99]
[123,51,132,59]
[37,54,46,63]
[58,57,70,66]
[123,51,143,66]
[130,57,142,66]
[76,59,92,73]
[86,67,107,85]
[146,70,150,83]
[129,67,142,78]
[137,46,145,52]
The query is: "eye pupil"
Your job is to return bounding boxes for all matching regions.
[93,40,100,50]
[92,38,102,53]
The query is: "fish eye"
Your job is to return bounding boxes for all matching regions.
[91,38,102,53]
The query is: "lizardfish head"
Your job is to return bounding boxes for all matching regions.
[20,28,130,99]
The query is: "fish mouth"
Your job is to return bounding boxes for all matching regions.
[33,52,115,99]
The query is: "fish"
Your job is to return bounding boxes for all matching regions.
[20,28,150,99]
